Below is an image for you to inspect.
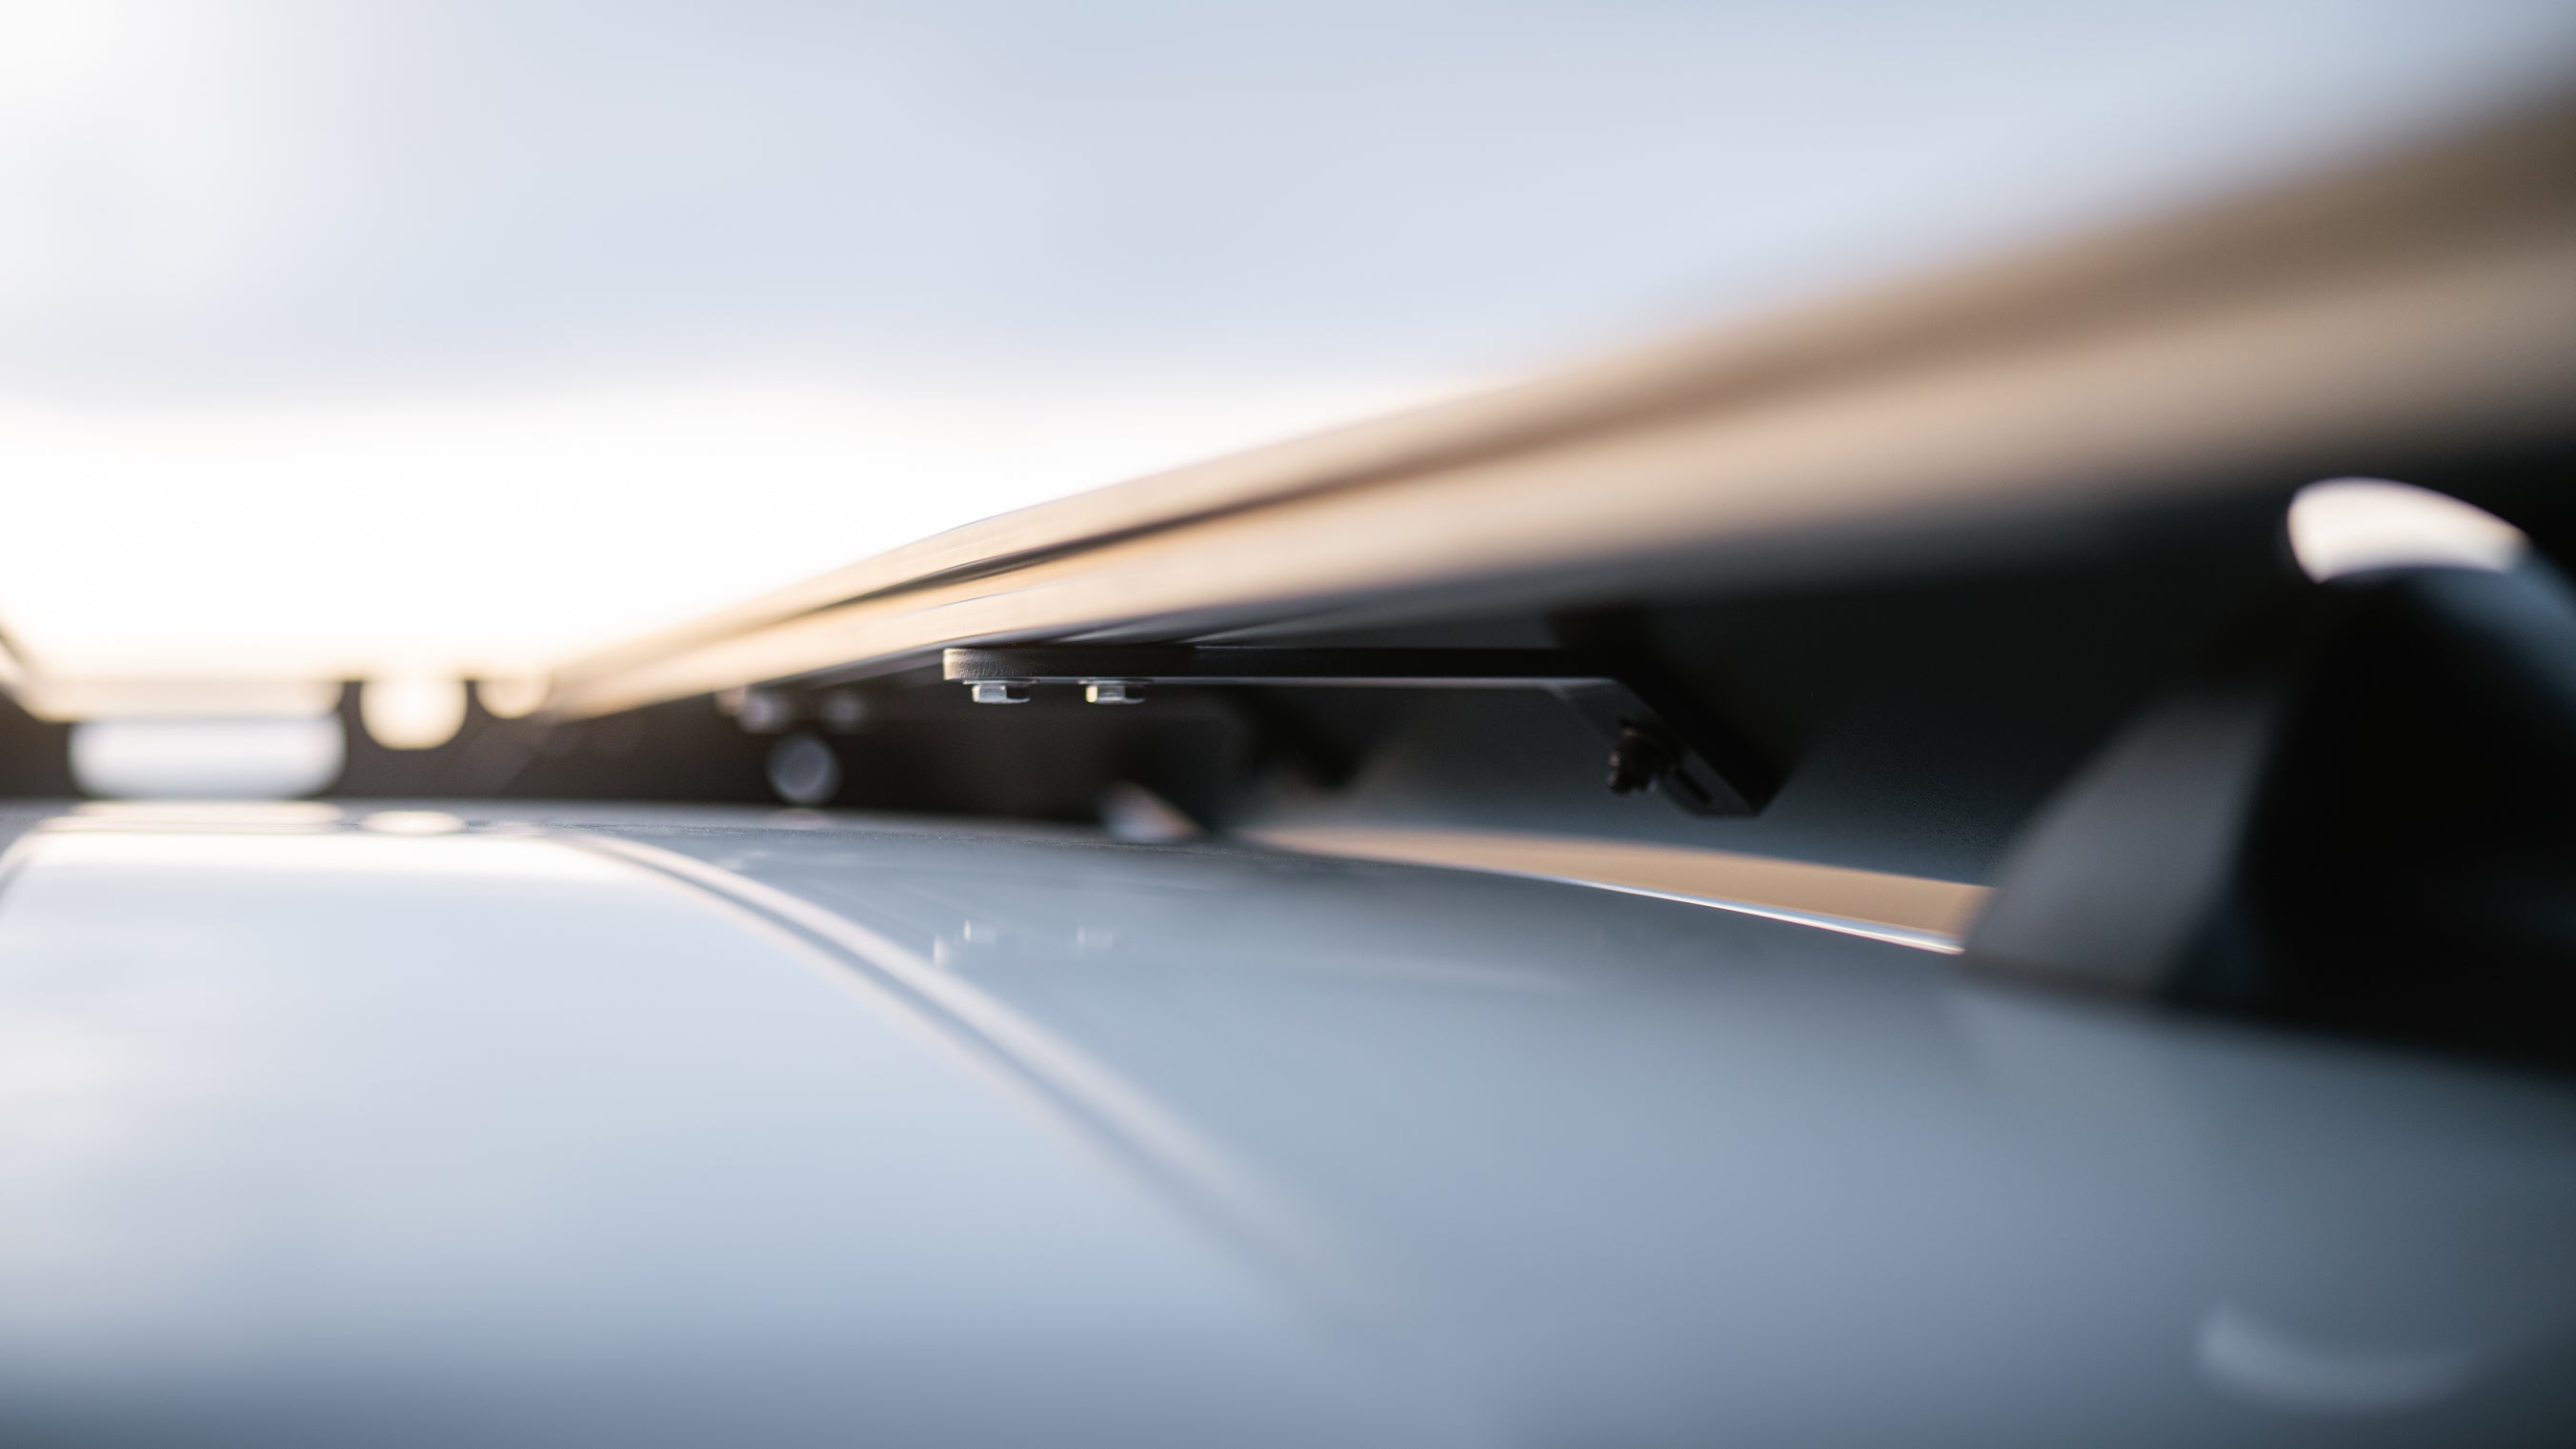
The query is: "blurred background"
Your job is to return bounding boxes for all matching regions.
[2,0,2573,761]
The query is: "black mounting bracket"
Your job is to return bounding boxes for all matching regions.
[942,645,1774,815]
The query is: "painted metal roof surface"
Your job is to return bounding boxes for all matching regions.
[0,803,2570,1446]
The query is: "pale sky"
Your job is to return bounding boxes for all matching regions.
[2,0,2571,685]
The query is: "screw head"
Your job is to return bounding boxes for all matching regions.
[1606,724,1668,795]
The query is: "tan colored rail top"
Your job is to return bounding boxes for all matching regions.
[545,93,2576,720]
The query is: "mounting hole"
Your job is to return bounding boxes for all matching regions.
[766,732,841,806]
